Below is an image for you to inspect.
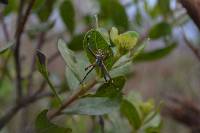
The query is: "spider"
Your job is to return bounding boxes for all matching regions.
[80,37,112,84]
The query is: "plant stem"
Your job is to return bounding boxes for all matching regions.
[14,0,36,102]
[48,79,97,119]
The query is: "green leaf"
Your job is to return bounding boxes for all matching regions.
[83,29,114,73]
[63,97,120,115]
[65,67,79,90]
[149,22,172,39]
[36,50,62,105]
[120,99,142,130]
[142,114,162,133]
[110,0,129,30]
[27,21,55,39]
[0,42,14,54]
[133,43,177,62]
[36,50,48,76]
[58,39,87,82]
[99,0,128,30]
[157,0,171,16]
[35,110,72,133]
[36,0,55,22]
[94,76,126,98]
[32,0,45,12]
[68,34,85,51]
[135,8,142,25]
[3,0,17,16]
[59,0,75,34]
[112,31,139,53]
[0,78,12,102]
[110,54,132,77]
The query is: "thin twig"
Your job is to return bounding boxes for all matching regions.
[0,79,97,130]
[14,0,36,102]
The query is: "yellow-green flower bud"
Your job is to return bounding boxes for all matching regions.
[110,27,139,55]
[139,100,154,117]
[110,27,119,43]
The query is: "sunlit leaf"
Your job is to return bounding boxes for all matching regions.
[83,29,114,74]
[35,110,72,133]
[149,22,172,39]
[133,43,177,62]
[60,0,75,34]
[58,39,87,82]
[120,99,142,130]
[113,31,139,54]
[110,54,132,77]
[63,97,120,115]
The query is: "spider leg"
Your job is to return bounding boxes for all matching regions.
[85,63,95,71]
[101,67,108,82]
[101,62,112,82]
[80,65,95,84]
[87,45,96,57]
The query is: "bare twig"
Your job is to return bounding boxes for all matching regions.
[14,0,36,101]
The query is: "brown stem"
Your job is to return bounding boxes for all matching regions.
[178,0,200,31]
[0,86,58,130]
[49,79,97,119]
[14,0,36,102]
[0,105,20,129]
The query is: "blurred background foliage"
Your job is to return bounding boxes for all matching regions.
[0,0,200,133]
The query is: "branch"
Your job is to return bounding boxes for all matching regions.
[14,0,36,101]
[178,0,200,31]
[163,94,200,132]
[48,79,97,119]
[0,105,20,129]
[0,78,97,130]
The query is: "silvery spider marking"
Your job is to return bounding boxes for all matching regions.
[80,36,112,84]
